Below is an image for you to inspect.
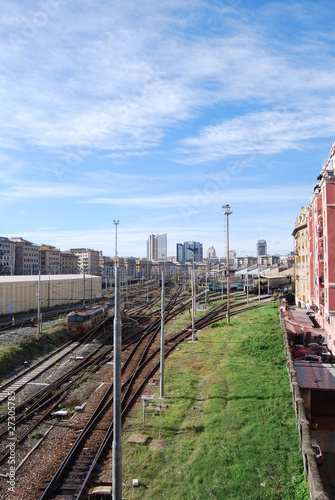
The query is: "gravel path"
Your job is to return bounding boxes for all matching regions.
[0,320,62,346]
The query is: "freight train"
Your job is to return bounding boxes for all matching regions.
[67,302,112,339]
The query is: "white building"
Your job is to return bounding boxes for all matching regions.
[0,274,102,314]
[70,248,100,275]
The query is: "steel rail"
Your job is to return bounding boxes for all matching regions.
[37,294,273,498]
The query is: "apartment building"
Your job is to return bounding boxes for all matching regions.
[257,254,280,267]
[39,244,61,273]
[234,256,257,268]
[99,253,114,283]
[61,251,79,274]
[70,248,100,275]
[136,258,151,279]
[294,143,335,351]
[308,144,335,348]
[11,237,39,275]
[124,257,137,280]
[292,207,309,308]
[0,237,15,275]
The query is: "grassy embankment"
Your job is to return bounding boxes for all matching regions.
[120,301,309,499]
[0,322,67,378]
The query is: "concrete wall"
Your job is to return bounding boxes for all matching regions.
[280,309,329,500]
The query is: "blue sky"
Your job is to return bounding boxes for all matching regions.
[1,0,334,259]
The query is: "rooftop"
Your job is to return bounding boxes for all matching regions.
[0,274,100,283]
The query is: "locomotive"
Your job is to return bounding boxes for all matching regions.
[67,302,112,339]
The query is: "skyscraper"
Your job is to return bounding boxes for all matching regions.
[206,246,216,259]
[176,243,184,263]
[176,241,203,263]
[147,234,167,261]
[257,239,267,257]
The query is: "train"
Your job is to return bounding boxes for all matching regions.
[208,282,244,292]
[67,302,113,339]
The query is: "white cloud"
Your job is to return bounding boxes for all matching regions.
[0,0,333,162]
[0,182,106,204]
[179,106,335,162]
[1,1,333,259]
[87,184,310,209]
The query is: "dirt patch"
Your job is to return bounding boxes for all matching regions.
[149,439,168,451]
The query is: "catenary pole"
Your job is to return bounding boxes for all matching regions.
[160,271,165,398]
[83,270,86,308]
[37,271,42,334]
[191,270,195,341]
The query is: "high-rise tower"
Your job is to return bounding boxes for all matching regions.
[147,234,167,261]
[257,239,267,257]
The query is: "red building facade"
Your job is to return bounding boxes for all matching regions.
[308,143,335,351]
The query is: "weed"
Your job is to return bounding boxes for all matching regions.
[121,303,309,499]
[28,432,44,440]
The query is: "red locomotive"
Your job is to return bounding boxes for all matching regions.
[67,303,111,339]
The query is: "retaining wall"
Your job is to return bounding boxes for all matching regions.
[280,311,329,500]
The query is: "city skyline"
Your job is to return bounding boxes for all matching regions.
[1,1,334,258]
[1,233,291,265]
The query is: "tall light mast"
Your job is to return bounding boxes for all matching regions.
[222,204,233,323]
[113,220,119,269]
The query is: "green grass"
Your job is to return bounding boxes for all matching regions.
[0,344,24,377]
[0,321,67,378]
[120,302,309,499]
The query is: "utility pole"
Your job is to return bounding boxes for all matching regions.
[146,259,149,302]
[160,271,165,398]
[222,204,233,323]
[113,267,122,500]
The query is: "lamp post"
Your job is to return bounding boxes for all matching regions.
[113,267,122,499]
[113,220,119,269]
[222,204,233,323]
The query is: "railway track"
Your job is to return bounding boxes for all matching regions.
[0,290,177,492]
[0,312,115,408]
[0,305,81,334]
[0,342,79,405]
[33,286,183,498]
[36,293,273,499]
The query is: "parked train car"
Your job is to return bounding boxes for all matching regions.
[67,303,111,339]
[208,282,222,291]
